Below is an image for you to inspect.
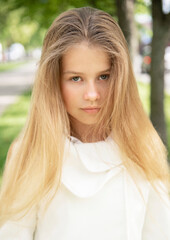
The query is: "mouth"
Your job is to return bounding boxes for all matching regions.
[81,107,101,114]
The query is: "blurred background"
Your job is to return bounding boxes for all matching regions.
[0,0,170,176]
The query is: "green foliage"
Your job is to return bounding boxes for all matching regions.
[0,0,151,49]
[135,0,151,14]
[0,8,45,49]
[0,0,118,50]
[8,0,117,28]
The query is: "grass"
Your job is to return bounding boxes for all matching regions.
[137,81,150,114]
[0,61,28,72]
[0,91,31,173]
[0,82,169,176]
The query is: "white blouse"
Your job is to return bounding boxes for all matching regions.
[0,136,170,240]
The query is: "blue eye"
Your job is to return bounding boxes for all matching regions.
[71,76,81,82]
[99,74,109,80]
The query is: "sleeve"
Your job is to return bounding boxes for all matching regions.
[142,182,170,240]
[0,207,37,240]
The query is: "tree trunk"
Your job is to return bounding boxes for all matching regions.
[151,0,170,146]
[115,0,138,63]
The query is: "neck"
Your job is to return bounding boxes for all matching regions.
[71,131,104,143]
[70,121,105,143]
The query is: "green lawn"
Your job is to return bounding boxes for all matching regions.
[0,61,28,72]
[0,91,31,173]
[0,82,169,176]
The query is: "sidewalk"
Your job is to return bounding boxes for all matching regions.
[0,61,37,116]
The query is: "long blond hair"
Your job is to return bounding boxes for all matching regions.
[0,7,169,225]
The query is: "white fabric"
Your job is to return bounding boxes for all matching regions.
[0,137,170,240]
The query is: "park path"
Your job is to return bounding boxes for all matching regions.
[0,61,37,116]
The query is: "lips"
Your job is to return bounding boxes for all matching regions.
[81,107,100,114]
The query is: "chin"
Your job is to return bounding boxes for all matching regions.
[69,115,98,127]
[79,119,98,126]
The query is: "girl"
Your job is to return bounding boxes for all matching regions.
[0,6,169,240]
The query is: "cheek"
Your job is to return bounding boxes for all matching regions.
[61,84,78,109]
[100,84,109,98]
[61,86,70,108]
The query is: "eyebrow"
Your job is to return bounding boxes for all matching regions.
[63,68,111,75]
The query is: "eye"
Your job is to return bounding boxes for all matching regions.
[99,74,110,80]
[71,76,81,82]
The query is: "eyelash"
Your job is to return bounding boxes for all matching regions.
[71,74,110,82]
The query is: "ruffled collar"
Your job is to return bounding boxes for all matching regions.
[61,136,124,198]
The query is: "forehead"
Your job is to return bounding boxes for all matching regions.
[61,42,111,73]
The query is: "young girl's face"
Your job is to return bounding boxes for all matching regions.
[61,42,111,134]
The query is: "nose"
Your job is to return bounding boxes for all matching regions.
[84,81,100,102]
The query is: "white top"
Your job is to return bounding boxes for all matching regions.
[0,136,170,240]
